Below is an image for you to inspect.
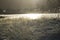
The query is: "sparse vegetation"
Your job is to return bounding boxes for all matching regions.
[0,17,60,40]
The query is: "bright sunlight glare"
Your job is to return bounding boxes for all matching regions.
[0,13,58,20]
[20,14,42,19]
[1,13,43,20]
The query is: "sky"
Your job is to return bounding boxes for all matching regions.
[0,0,60,13]
[0,0,39,9]
[0,0,49,9]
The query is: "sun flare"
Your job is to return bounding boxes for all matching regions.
[1,13,43,20]
[20,14,42,19]
[0,13,58,20]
